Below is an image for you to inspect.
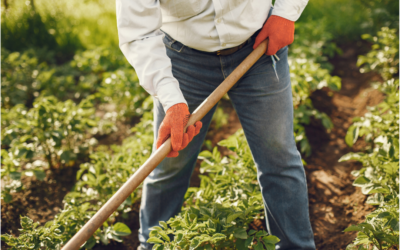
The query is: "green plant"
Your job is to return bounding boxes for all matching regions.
[341,27,399,250]
[149,130,280,250]
[1,48,46,109]
[96,69,150,119]
[0,206,132,250]
[357,27,399,81]
[1,46,135,109]
[211,106,229,130]
[2,112,154,248]
[341,79,399,250]
[1,96,99,202]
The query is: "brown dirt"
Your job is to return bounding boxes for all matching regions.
[304,43,383,249]
[1,167,79,236]
[1,43,383,250]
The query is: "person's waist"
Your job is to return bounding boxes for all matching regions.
[163,30,260,56]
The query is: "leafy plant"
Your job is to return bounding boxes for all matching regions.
[149,130,280,250]
[211,105,229,130]
[0,206,132,250]
[1,48,46,109]
[357,27,399,81]
[2,112,154,248]
[341,27,399,250]
[1,96,99,202]
[96,69,150,119]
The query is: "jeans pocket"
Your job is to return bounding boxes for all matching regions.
[162,31,185,53]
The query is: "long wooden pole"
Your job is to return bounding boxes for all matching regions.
[63,39,268,250]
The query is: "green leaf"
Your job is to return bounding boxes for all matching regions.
[367,187,390,194]
[20,135,31,143]
[9,171,22,180]
[353,176,371,187]
[366,193,384,205]
[255,230,268,237]
[189,238,201,250]
[83,236,96,249]
[248,229,257,235]
[254,241,264,250]
[20,216,33,229]
[80,202,91,213]
[152,244,164,250]
[262,235,280,244]
[245,236,253,247]
[3,193,12,203]
[176,233,184,243]
[159,221,168,230]
[33,170,46,181]
[235,238,246,250]
[339,152,364,162]
[147,237,164,244]
[233,228,248,239]
[390,219,399,231]
[343,225,362,232]
[112,222,131,236]
[264,243,275,250]
[211,233,226,242]
[158,231,170,242]
[345,125,359,147]
[227,212,242,224]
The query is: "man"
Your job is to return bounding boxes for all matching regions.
[116,0,315,249]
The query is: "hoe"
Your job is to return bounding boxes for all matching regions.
[63,39,268,250]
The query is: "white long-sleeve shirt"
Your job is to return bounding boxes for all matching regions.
[116,0,308,112]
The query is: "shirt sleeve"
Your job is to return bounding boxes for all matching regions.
[272,0,309,21]
[116,0,187,112]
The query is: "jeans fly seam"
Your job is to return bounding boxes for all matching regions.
[219,56,227,79]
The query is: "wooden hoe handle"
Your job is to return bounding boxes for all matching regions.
[63,39,268,250]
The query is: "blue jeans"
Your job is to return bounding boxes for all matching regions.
[138,20,315,250]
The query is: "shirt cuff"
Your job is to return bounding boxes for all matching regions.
[272,0,309,22]
[155,80,187,112]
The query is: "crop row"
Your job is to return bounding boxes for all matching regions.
[148,130,279,250]
[1,113,154,249]
[341,27,399,250]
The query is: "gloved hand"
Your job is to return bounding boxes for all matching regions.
[156,103,202,157]
[253,15,295,56]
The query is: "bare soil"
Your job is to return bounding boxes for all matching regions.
[1,43,383,250]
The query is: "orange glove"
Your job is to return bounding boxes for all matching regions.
[253,15,295,56]
[156,103,202,157]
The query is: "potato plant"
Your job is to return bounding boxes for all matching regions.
[341,27,399,250]
[96,69,150,119]
[1,96,100,202]
[1,48,46,109]
[148,130,280,250]
[1,46,145,110]
[357,27,399,81]
[1,113,154,249]
[341,79,399,250]
[0,203,132,250]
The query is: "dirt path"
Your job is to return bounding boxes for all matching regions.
[304,43,383,249]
